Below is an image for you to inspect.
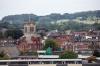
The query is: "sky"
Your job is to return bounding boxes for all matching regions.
[0,0,100,20]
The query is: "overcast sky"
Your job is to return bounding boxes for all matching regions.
[0,0,100,19]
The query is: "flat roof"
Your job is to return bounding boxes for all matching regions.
[0,59,82,62]
[78,55,91,58]
[37,50,46,53]
[38,55,59,58]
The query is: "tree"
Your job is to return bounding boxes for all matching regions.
[0,51,9,60]
[59,51,78,59]
[0,31,3,39]
[5,29,23,39]
[92,23,100,30]
[43,39,58,51]
[89,41,100,57]
[93,50,100,57]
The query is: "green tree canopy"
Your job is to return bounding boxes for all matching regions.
[0,51,9,60]
[93,50,100,57]
[43,39,58,51]
[59,51,78,59]
[0,31,3,39]
[92,23,100,30]
[89,41,100,57]
[5,29,23,39]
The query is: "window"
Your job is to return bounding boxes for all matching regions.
[30,27,34,32]
[24,27,27,33]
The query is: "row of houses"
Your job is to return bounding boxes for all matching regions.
[47,29,100,54]
[0,21,100,59]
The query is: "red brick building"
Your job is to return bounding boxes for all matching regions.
[17,22,43,52]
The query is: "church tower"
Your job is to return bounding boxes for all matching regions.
[18,16,42,52]
[24,15,36,35]
[23,15,37,43]
[24,22,36,35]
